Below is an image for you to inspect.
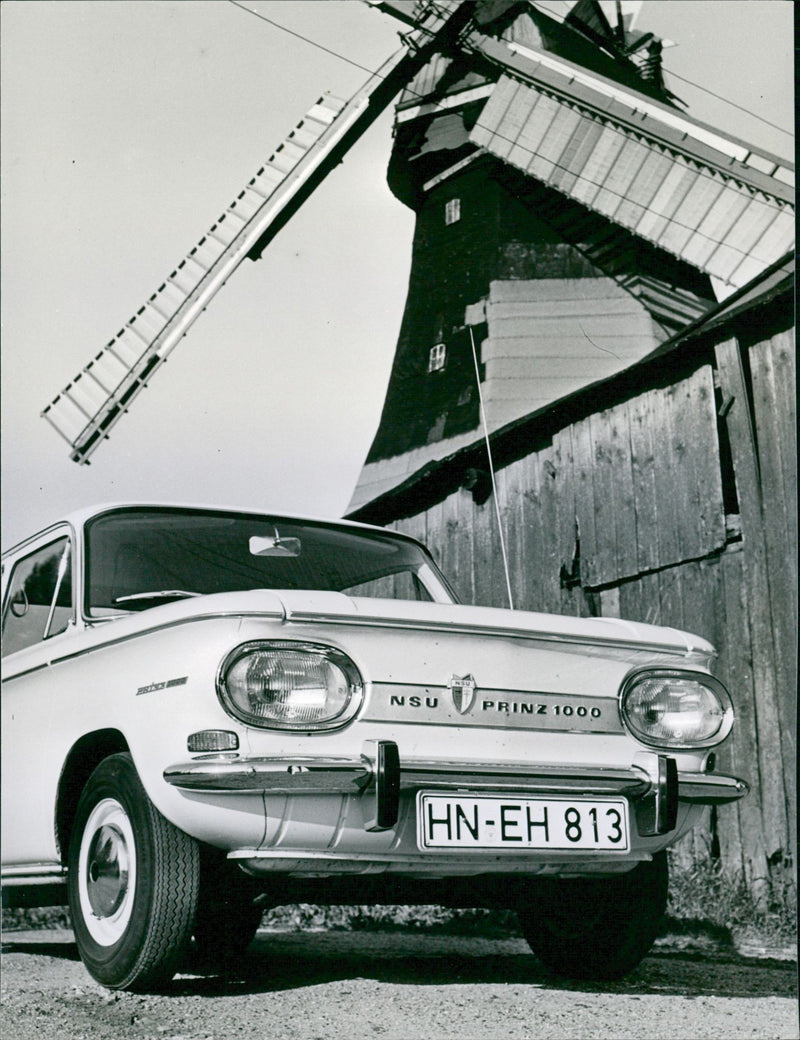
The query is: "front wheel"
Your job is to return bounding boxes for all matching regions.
[67,753,200,991]
[517,853,668,980]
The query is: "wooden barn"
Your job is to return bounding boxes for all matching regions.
[348,1,795,898]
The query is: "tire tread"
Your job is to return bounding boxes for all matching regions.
[68,753,200,992]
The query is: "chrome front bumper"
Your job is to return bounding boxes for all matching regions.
[164,740,748,838]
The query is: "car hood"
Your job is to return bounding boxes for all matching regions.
[93,588,713,661]
[272,590,712,658]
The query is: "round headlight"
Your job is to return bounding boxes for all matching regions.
[217,641,364,731]
[620,669,734,749]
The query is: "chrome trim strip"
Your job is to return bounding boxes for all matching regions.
[164,756,372,793]
[399,768,649,796]
[678,772,750,804]
[366,684,622,734]
[163,755,653,798]
[37,610,285,669]
[0,661,50,681]
[1,864,67,882]
[282,609,693,656]
[1,875,68,887]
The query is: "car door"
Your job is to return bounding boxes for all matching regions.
[1,529,75,868]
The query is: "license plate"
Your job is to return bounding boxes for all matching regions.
[417,793,629,851]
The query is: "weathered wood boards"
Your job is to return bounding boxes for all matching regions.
[401,365,726,601]
[394,328,795,895]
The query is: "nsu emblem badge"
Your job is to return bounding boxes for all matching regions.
[448,674,476,715]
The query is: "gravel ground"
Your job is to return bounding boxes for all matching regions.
[1,927,797,1040]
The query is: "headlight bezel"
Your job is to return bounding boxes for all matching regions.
[619,667,734,750]
[216,640,364,732]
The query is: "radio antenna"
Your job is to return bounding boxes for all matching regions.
[468,324,514,610]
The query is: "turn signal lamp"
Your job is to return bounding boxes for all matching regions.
[187,730,239,753]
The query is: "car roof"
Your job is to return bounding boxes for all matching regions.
[1,502,419,559]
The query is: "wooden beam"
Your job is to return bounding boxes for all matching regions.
[714,336,789,868]
[748,331,797,857]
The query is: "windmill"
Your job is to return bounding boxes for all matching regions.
[40,0,483,465]
[41,0,793,474]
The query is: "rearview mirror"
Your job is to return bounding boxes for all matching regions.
[249,531,302,558]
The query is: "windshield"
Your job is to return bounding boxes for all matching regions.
[84,508,456,616]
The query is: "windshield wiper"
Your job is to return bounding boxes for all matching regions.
[114,590,201,604]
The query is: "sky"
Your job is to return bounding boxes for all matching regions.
[1,0,794,551]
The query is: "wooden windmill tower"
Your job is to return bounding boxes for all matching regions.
[347,0,793,512]
[41,0,793,512]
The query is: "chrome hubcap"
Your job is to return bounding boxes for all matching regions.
[86,823,129,918]
[78,798,137,946]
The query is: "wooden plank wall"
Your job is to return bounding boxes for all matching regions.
[714,330,797,886]
[393,336,795,896]
[397,364,727,606]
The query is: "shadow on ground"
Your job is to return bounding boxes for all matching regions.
[2,929,796,1001]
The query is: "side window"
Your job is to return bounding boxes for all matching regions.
[428,342,447,373]
[445,198,461,225]
[2,537,73,656]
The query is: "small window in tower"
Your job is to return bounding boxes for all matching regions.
[428,343,446,372]
[445,198,461,225]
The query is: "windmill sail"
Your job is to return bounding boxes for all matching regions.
[42,92,347,463]
[43,0,473,464]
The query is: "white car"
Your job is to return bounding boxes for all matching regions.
[1,503,747,990]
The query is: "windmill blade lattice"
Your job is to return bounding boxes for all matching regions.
[42,0,473,464]
[41,91,353,464]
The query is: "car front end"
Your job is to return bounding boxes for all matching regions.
[158,593,745,882]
